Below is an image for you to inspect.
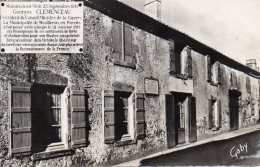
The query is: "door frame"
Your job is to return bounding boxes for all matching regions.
[166,92,194,148]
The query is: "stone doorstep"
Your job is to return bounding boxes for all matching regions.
[114,124,260,167]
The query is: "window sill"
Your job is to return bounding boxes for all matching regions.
[210,81,219,87]
[31,148,74,161]
[114,60,136,69]
[46,142,65,152]
[211,127,219,131]
[230,86,238,90]
[114,137,136,147]
[169,72,191,80]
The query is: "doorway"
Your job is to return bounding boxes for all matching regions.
[166,93,197,148]
[229,90,241,130]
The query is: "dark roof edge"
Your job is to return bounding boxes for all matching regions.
[83,0,260,78]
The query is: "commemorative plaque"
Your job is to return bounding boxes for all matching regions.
[0,2,83,53]
[145,78,159,95]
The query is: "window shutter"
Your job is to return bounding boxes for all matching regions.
[70,86,87,148]
[230,72,234,87]
[169,41,176,74]
[237,76,241,91]
[10,82,32,155]
[187,47,193,78]
[218,100,222,128]
[207,55,212,82]
[246,77,251,93]
[208,99,213,129]
[136,93,145,139]
[251,103,255,115]
[112,21,122,61]
[189,96,197,142]
[124,24,133,63]
[231,72,237,88]
[218,63,223,85]
[249,77,251,93]
[104,90,115,144]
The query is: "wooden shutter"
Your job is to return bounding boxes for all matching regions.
[237,75,241,91]
[189,96,197,142]
[70,86,87,148]
[10,82,32,155]
[208,99,213,129]
[169,41,176,74]
[231,72,237,88]
[251,102,255,115]
[104,90,115,144]
[124,24,133,63]
[246,77,251,93]
[112,21,122,61]
[207,55,212,82]
[187,47,193,78]
[218,63,223,85]
[136,93,145,139]
[218,100,222,128]
[165,95,176,148]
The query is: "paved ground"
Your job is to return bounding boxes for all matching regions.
[115,124,260,166]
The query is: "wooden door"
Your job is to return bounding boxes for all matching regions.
[165,95,176,148]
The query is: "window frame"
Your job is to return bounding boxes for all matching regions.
[31,85,68,152]
[114,91,135,141]
[208,98,221,131]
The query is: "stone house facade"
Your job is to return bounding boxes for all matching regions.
[0,0,259,166]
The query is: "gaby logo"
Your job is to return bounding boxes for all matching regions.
[230,142,248,159]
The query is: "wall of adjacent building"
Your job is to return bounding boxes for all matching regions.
[192,50,260,140]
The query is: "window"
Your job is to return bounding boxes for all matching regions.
[112,20,135,69]
[169,40,192,79]
[246,77,251,93]
[32,85,65,152]
[9,82,87,158]
[208,98,222,130]
[104,90,145,144]
[114,91,133,140]
[207,55,223,86]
